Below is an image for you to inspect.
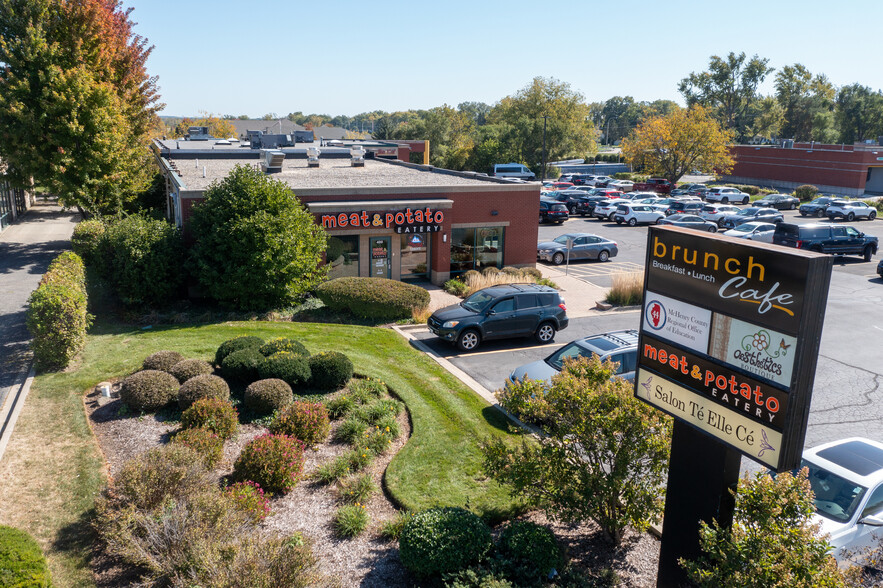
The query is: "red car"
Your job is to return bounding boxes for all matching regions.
[549,182,574,191]
[593,189,623,199]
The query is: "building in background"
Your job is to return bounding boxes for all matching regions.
[0,171,34,233]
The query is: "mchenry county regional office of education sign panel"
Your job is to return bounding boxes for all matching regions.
[636,226,833,471]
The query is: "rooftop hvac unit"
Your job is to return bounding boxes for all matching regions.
[260,149,285,173]
[350,145,366,167]
[307,146,321,168]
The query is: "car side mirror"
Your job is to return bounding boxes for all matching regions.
[859,514,883,527]
[486,309,496,316]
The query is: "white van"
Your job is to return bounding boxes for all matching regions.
[493,163,536,181]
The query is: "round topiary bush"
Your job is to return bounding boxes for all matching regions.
[142,350,185,372]
[498,521,564,580]
[315,277,430,321]
[181,397,238,440]
[177,374,230,410]
[259,337,309,357]
[244,378,293,414]
[0,525,52,587]
[169,358,214,383]
[221,347,265,383]
[270,401,331,448]
[171,427,224,469]
[795,184,819,201]
[232,433,305,494]
[257,352,311,389]
[214,335,265,366]
[399,507,493,577]
[307,351,353,391]
[119,369,179,412]
[70,218,105,266]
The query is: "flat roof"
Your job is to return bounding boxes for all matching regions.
[168,155,530,193]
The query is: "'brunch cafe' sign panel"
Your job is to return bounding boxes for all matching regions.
[635,226,833,471]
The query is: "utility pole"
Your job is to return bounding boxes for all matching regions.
[542,115,548,181]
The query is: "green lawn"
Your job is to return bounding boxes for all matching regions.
[0,321,525,586]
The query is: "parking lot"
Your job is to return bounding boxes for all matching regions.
[412,206,883,462]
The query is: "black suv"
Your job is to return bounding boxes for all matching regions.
[540,199,569,224]
[664,201,704,216]
[772,223,878,261]
[574,195,608,217]
[427,284,569,351]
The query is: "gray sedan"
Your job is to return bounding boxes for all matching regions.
[656,214,718,232]
[537,233,618,265]
[754,193,800,210]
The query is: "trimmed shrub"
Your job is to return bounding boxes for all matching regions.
[181,398,238,440]
[795,184,819,201]
[224,481,271,522]
[481,266,500,276]
[221,347,265,383]
[270,401,330,448]
[169,358,214,383]
[232,433,305,494]
[337,473,378,504]
[110,444,213,510]
[259,337,309,357]
[334,504,369,538]
[171,427,224,468]
[0,525,52,587]
[99,213,184,305]
[325,394,356,419]
[519,267,542,280]
[244,378,294,414]
[399,507,493,577]
[464,269,481,282]
[142,350,185,372]
[498,521,564,580]
[307,351,353,390]
[26,251,88,371]
[444,279,469,297]
[316,276,430,321]
[257,352,311,388]
[215,335,264,366]
[70,218,105,265]
[119,369,179,412]
[177,374,230,410]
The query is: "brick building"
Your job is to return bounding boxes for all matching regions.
[723,142,883,197]
[153,139,540,285]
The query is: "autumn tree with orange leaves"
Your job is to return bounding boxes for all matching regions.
[620,105,734,184]
[0,0,162,216]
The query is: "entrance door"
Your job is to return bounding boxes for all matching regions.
[370,237,391,279]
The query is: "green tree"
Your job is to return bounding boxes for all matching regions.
[395,105,474,170]
[188,165,328,310]
[746,96,786,140]
[682,469,852,588]
[679,52,773,142]
[835,83,883,144]
[482,355,672,545]
[621,105,735,183]
[775,64,837,142]
[0,0,162,217]
[457,101,491,126]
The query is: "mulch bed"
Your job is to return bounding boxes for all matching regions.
[84,381,660,587]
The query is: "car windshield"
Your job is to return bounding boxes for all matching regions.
[737,208,761,216]
[801,459,868,523]
[552,235,572,244]
[729,224,753,233]
[545,342,596,370]
[461,290,496,312]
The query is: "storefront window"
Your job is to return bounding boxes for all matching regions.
[400,233,429,281]
[326,235,359,279]
[450,227,504,275]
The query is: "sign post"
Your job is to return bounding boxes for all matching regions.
[565,237,573,276]
[636,226,833,587]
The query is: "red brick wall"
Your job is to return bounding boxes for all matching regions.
[730,145,876,190]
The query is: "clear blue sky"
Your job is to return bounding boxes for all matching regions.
[125,0,883,118]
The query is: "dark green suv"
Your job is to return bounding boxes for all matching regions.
[772,223,878,261]
[427,284,569,351]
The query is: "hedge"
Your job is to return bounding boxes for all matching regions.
[316,277,430,320]
[70,218,105,265]
[0,525,52,587]
[26,251,89,371]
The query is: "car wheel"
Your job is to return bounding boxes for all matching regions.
[790,203,796,210]
[742,197,750,205]
[608,213,615,221]
[598,250,610,262]
[816,209,825,218]
[717,218,726,227]
[535,322,556,344]
[721,197,728,204]
[707,226,717,233]
[628,217,637,226]
[552,252,565,265]
[655,218,663,224]
[864,246,874,262]
[871,211,877,220]
[539,214,544,223]
[456,329,481,352]
[615,217,623,225]
[847,212,855,221]
[580,212,587,217]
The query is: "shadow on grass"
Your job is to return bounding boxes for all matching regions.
[480,405,526,436]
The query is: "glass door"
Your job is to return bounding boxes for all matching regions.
[370,237,391,279]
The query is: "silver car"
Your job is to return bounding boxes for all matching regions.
[722,221,777,243]
[507,330,639,388]
[537,233,618,265]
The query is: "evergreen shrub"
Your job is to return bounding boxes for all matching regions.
[307,351,353,390]
[399,507,493,577]
[181,398,238,440]
[316,277,430,320]
[177,374,230,410]
[244,378,294,414]
[142,350,184,372]
[232,433,305,494]
[119,369,179,412]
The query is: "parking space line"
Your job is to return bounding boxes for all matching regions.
[447,342,561,359]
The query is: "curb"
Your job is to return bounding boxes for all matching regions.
[0,364,35,464]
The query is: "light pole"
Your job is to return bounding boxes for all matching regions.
[541,115,548,181]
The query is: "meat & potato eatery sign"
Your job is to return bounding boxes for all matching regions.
[320,207,444,234]
[636,226,833,471]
